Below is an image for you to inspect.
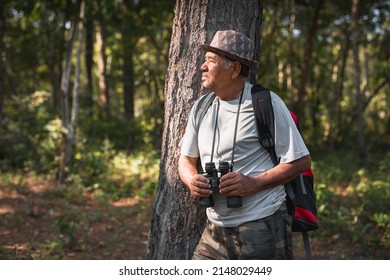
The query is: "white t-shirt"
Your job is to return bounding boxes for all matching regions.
[180,82,310,227]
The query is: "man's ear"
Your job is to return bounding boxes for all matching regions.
[231,62,241,79]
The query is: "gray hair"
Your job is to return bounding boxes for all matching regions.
[223,57,250,78]
[223,58,234,69]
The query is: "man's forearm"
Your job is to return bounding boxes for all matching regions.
[178,155,199,188]
[252,155,311,192]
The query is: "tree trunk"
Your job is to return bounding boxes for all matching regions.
[287,0,296,103]
[47,8,65,112]
[0,0,4,128]
[296,0,323,120]
[58,0,83,184]
[350,0,366,166]
[70,0,84,148]
[122,40,135,122]
[48,38,60,110]
[85,6,94,116]
[330,28,350,146]
[96,22,110,119]
[146,0,263,260]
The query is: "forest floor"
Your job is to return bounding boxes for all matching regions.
[0,177,369,260]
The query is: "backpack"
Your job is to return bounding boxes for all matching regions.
[251,84,318,259]
[193,84,318,259]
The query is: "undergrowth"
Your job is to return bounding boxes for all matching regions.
[1,148,388,259]
[312,149,390,259]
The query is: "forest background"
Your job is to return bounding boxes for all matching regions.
[0,0,389,259]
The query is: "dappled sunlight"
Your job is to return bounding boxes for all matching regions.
[0,205,14,215]
[0,0,388,261]
[110,197,139,208]
[0,175,151,259]
[333,185,354,197]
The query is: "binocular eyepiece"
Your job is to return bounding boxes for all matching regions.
[199,161,242,208]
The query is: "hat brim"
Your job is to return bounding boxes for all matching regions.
[200,44,258,68]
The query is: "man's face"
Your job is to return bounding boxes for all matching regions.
[201,52,232,92]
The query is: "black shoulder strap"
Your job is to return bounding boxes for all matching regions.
[251,84,279,166]
[194,93,216,134]
[252,85,314,260]
[251,84,294,198]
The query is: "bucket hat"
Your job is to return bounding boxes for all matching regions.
[200,30,257,68]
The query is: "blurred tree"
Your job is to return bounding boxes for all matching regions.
[117,0,140,122]
[350,0,367,165]
[84,2,95,116]
[41,1,69,111]
[58,0,84,183]
[146,0,263,260]
[96,1,110,119]
[0,0,4,128]
[260,0,389,151]
[295,0,323,120]
[0,0,387,181]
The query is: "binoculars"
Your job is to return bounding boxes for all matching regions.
[199,161,242,208]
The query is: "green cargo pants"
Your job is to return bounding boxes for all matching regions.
[193,202,293,260]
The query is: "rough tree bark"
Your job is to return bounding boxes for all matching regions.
[146,0,263,260]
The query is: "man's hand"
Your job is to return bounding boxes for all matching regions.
[219,172,257,197]
[188,174,211,198]
[218,155,312,197]
[178,155,213,198]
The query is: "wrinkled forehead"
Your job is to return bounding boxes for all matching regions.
[205,51,231,63]
[205,51,221,59]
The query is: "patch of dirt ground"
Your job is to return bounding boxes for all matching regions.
[0,178,371,260]
[0,178,150,259]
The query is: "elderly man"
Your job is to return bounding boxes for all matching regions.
[178,30,311,260]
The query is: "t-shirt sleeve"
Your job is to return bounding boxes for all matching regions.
[271,92,310,164]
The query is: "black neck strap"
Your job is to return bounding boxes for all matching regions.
[210,89,244,171]
[210,100,220,163]
[230,90,244,171]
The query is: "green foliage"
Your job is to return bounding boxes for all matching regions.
[313,149,390,258]
[1,0,389,260]
[0,91,55,172]
[0,83,161,201]
[65,144,160,203]
[260,0,389,148]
